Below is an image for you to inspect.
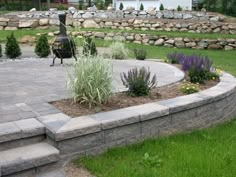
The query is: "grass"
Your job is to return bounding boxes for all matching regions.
[75,118,236,177]
[75,38,236,76]
[0,29,57,43]
[77,28,236,39]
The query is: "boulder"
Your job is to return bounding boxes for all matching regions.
[19,19,38,28]
[29,8,36,12]
[94,32,105,38]
[175,40,185,48]
[0,26,3,30]
[173,13,182,19]
[165,39,175,45]
[133,19,143,24]
[113,36,125,41]
[183,14,193,19]
[163,11,174,19]
[83,20,99,28]
[68,6,77,14]
[185,42,196,48]
[82,12,93,18]
[5,27,17,30]
[198,41,208,48]
[0,17,9,22]
[210,16,219,22]
[49,19,59,26]
[154,39,164,46]
[126,6,135,10]
[146,7,156,16]
[208,44,222,49]
[126,35,134,41]
[39,18,49,26]
[224,46,234,50]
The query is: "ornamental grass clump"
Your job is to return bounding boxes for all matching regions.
[67,56,113,108]
[110,42,129,60]
[82,37,97,56]
[121,67,157,96]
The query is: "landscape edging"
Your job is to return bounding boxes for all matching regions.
[41,72,236,158]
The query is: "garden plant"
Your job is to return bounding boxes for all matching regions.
[35,35,51,58]
[121,67,157,96]
[110,42,129,59]
[5,33,21,59]
[82,37,97,56]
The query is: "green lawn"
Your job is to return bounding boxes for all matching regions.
[76,39,236,76]
[75,118,236,177]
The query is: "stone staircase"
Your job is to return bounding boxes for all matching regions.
[0,118,61,177]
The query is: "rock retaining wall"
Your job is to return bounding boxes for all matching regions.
[40,72,236,159]
[1,15,236,34]
[71,31,236,50]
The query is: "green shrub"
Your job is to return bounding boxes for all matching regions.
[119,2,124,10]
[134,48,147,60]
[0,44,2,58]
[78,1,83,10]
[159,3,164,11]
[98,0,105,10]
[67,56,113,107]
[140,3,144,10]
[177,5,182,11]
[110,42,129,59]
[180,82,199,94]
[82,37,97,56]
[5,33,21,59]
[57,4,68,10]
[35,35,51,58]
[120,67,157,96]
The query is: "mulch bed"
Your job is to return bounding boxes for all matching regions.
[50,80,218,118]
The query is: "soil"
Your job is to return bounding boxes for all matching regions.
[64,163,94,177]
[50,80,218,118]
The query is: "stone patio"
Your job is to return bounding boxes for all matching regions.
[0,58,184,123]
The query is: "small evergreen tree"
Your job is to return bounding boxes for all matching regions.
[35,34,51,58]
[5,33,21,59]
[119,2,124,10]
[78,1,83,10]
[0,44,2,58]
[159,3,164,11]
[177,5,182,11]
[83,37,97,56]
[140,3,144,10]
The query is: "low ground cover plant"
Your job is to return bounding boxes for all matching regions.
[166,52,185,64]
[82,37,97,56]
[121,67,157,96]
[35,34,51,58]
[134,48,147,60]
[67,56,113,108]
[5,33,21,59]
[180,82,199,94]
[110,42,129,59]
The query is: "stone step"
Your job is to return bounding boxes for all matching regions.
[35,168,66,177]
[0,118,45,150]
[0,142,60,176]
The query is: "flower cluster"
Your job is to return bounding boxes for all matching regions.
[180,82,199,94]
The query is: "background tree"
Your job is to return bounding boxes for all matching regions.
[140,3,144,10]
[119,2,124,10]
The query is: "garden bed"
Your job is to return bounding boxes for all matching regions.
[50,79,218,118]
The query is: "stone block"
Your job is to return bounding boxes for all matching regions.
[58,131,104,155]
[104,123,141,144]
[141,115,171,138]
[14,118,45,138]
[55,116,101,141]
[91,108,139,129]
[0,122,21,143]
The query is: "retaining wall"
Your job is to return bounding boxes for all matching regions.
[73,31,236,50]
[0,12,236,35]
[38,72,236,158]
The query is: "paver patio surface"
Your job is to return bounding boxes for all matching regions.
[0,58,184,123]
